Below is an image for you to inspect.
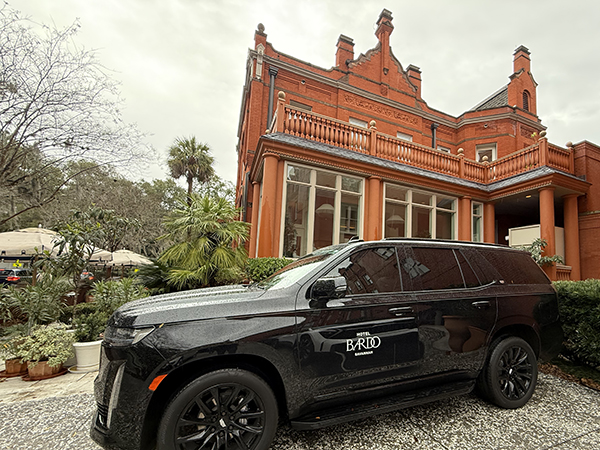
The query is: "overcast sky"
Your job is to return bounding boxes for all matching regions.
[10,0,600,185]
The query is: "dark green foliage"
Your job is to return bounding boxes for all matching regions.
[554,280,600,368]
[135,260,177,295]
[72,309,107,342]
[72,279,149,342]
[524,238,564,267]
[246,258,292,283]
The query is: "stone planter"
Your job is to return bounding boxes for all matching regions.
[26,361,64,380]
[72,340,102,372]
[2,358,28,377]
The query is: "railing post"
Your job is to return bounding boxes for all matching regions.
[457,148,465,178]
[275,91,286,133]
[566,141,575,173]
[539,132,548,166]
[482,155,489,183]
[369,120,377,156]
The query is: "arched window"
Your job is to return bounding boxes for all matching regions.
[523,91,530,112]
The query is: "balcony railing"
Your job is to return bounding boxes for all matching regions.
[271,93,575,183]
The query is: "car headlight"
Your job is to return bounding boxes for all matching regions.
[104,326,155,347]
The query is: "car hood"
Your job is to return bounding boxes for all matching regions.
[109,284,274,328]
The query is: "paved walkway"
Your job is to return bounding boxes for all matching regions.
[0,367,599,449]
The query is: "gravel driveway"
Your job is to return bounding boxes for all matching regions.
[0,373,598,449]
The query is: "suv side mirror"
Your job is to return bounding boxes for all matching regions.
[311,276,347,300]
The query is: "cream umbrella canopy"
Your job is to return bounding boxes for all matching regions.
[0,228,59,258]
[90,249,151,266]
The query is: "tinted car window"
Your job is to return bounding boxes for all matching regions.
[455,250,480,288]
[478,249,549,285]
[400,247,465,291]
[460,248,498,285]
[325,247,402,294]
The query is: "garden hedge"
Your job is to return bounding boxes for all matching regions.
[245,258,292,283]
[554,279,600,368]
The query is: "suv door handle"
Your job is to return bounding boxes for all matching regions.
[389,306,414,316]
[472,301,491,309]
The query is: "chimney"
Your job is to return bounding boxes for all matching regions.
[375,9,394,81]
[336,34,354,69]
[375,9,394,44]
[407,65,422,98]
[513,45,531,74]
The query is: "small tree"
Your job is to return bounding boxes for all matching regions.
[159,195,249,290]
[523,238,564,267]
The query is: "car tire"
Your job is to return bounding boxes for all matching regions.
[157,368,278,450]
[477,336,538,409]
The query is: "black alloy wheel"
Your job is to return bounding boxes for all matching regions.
[478,336,538,409]
[158,369,278,450]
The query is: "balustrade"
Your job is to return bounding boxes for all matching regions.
[276,104,574,183]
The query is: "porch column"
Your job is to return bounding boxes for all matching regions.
[539,187,556,279]
[366,176,382,241]
[257,153,280,257]
[483,202,496,243]
[563,194,581,280]
[249,181,261,258]
[458,196,472,241]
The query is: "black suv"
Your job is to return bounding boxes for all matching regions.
[91,239,562,450]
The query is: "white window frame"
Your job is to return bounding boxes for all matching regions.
[476,143,497,162]
[437,145,451,153]
[280,162,364,257]
[383,183,457,240]
[396,131,413,142]
[472,202,484,242]
[349,117,368,128]
[289,99,312,111]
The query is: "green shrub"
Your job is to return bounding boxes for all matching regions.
[554,279,600,368]
[15,323,75,368]
[246,258,292,283]
[70,278,149,342]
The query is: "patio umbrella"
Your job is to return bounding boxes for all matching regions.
[90,249,151,266]
[0,228,59,258]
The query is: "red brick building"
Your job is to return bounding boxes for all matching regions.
[235,9,600,281]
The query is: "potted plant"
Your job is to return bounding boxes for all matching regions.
[15,323,75,380]
[1,332,28,376]
[71,305,107,372]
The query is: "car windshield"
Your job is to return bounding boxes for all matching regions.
[253,245,347,291]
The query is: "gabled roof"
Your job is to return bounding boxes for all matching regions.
[469,86,508,112]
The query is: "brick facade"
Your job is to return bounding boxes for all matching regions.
[236,9,598,281]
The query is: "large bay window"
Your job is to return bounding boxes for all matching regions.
[384,183,456,240]
[283,164,363,257]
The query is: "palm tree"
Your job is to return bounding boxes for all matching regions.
[158,195,249,290]
[167,137,215,206]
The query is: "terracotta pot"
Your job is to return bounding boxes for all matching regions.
[4,358,28,375]
[72,340,102,372]
[27,360,62,379]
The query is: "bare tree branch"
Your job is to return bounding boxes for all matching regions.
[0,5,151,226]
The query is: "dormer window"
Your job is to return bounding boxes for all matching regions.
[523,91,530,112]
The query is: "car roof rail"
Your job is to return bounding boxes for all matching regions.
[347,235,363,244]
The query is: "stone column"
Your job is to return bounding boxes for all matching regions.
[257,154,279,257]
[563,194,581,280]
[539,187,556,279]
[483,202,496,243]
[458,196,472,241]
[249,181,261,258]
[366,177,382,241]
